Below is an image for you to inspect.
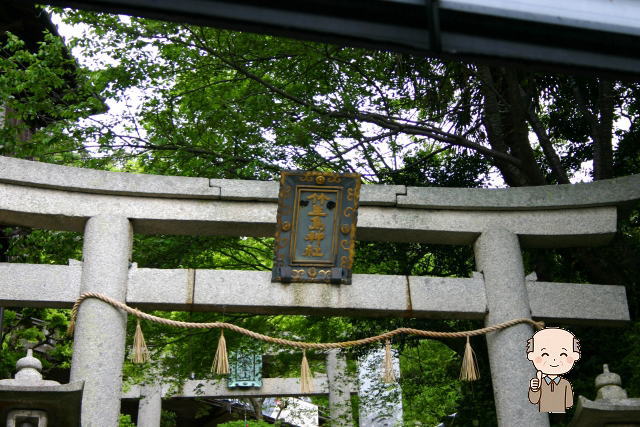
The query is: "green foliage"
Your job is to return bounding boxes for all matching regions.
[119,414,136,427]
[354,241,474,277]
[0,306,74,379]
[5,229,83,264]
[218,421,273,427]
[0,28,104,162]
[0,228,81,378]
[160,410,177,427]
[400,340,462,425]
[132,235,273,270]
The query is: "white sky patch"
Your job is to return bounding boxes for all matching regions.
[50,11,160,158]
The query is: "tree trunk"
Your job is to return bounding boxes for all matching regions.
[573,79,615,181]
[594,80,615,180]
[502,69,547,186]
[477,66,547,186]
[477,66,528,186]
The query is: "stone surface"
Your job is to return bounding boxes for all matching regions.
[0,262,81,308]
[359,184,406,206]
[6,409,48,427]
[408,274,487,319]
[528,281,630,325]
[569,395,640,426]
[0,350,59,387]
[569,365,640,426]
[596,365,628,401]
[127,267,193,311]
[0,350,83,427]
[69,215,132,427]
[0,182,277,236]
[0,157,406,206]
[327,350,354,426]
[210,178,278,201]
[192,270,411,316]
[399,174,640,210]
[0,175,619,247]
[0,155,218,199]
[357,206,616,247]
[0,158,636,425]
[211,178,405,206]
[3,156,639,210]
[0,383,84,427]
[137,384,162,427]
[1,263,630,323]
[595,365,624,390]
[474,228,549,427]
[122,377,349,399]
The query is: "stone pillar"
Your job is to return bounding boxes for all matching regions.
[70,215,132,427]
[138,384,162,427]
[327,349,354,426]
[474,228,549,427]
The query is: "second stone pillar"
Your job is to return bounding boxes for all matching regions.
[474,227,549,427]
[138,384,163,427]
[327,349,354,426]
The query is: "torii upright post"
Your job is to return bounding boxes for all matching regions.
[69,215,133,426]
[475,228,548,426]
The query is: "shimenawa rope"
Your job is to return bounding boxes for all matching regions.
[68,292,544,347]
[68,292,545,389]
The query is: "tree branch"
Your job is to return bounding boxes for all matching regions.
[521,88,570,184]
[177,33,523,168]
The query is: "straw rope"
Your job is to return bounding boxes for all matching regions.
[68,292,545,349]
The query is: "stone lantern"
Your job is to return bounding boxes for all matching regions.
[0,350,84,427]
[568,364,640,426]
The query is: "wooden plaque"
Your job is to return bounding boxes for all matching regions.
[271,171,361,285]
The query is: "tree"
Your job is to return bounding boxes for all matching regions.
[1,7,103,380]
[58,10,640,188]
[0,28,105,162]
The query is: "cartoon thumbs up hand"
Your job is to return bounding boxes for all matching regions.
[530,370,542,390]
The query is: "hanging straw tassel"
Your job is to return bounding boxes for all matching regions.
[131,319,150,364]
[459,336,480,381]
[67,317,76,337]
[382,339,396,383]
[211,330,230,375]
[67,300,81,336]
[300,350,313,393]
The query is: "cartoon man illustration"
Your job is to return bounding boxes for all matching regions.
[526,327,580,413]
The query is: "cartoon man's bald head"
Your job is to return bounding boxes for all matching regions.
[527,328,580,376]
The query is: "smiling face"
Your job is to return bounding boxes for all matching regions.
[527,328,580,376]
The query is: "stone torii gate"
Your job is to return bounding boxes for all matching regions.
[0,156,635,426]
